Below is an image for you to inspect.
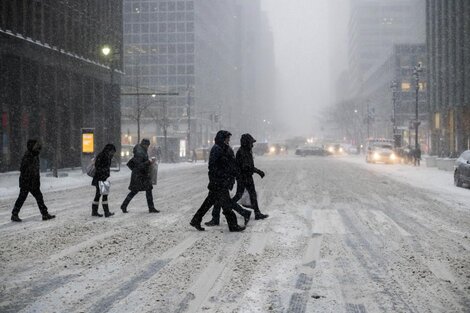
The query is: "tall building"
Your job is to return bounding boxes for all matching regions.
[348,0,425,95]
[122,0,275,158]
[0,0,123,172]
[426,0,470,156]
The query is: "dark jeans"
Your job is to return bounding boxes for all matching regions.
[122,190,155,210]
[12,188,48,215]
[93,185,108,204]
[192,188,239,228]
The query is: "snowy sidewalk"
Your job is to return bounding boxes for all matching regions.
[0,161,206,199]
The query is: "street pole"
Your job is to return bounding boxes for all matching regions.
[366,101,370,139]
[391,81,398,147]
[163,102,168,162]
[413,63,422,150]
[187,86,191,158]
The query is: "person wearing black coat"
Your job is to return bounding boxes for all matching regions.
[231,134,268,220]
[91,144,116,217]
[11,139,55,222]
[190,130,245,232]
[120,139,159,213]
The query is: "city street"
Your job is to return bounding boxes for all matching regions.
[0,155,469,313]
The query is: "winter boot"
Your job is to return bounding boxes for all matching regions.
[254,213,269,220]
[149,207,160,213]
[190,220,205,231]
[42,213,56,221]
[11,214,22,222]
[102,202,114,218]
[92,202,103,217]
[229,224,246,232]
[204,219,219,227]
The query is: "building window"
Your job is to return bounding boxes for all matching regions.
[434,112,440,130]
[401,82,411,91]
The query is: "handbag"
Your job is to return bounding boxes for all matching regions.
[127,157,136,171]
[86,158,96,177]
[151,162,158,185]
[98,181,111,195]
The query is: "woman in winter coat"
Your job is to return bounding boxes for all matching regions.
[91,144,116,217]
[120,139,159,213]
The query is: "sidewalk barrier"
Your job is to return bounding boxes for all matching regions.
[436,158,456,171]
[425,156,437,167]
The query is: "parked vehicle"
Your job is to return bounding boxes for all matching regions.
[326,143,345,155]
[366,142,397,164]
[295,145,330,157]
[268,143,287,155]
[454,150,470,187]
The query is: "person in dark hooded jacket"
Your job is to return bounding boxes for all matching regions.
[91,144,116,217]
[121,139,159,213]
[11,139,55,222]
[232,134,268,219]
[190,130,245,232]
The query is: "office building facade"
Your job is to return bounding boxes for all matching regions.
[0,0,122,172]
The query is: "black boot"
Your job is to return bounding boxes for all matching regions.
[255,212,269,220]
[103,203,114,218]
[42,213,56,221]
[11,214,22,222]
[229,224,245,232]
[149,207,160,213]
[190,220,205,231]
[92,203,103,217]
[204,219,219,226]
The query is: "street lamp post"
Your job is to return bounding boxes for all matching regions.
[390,80,398,147]
[412,62,423,150]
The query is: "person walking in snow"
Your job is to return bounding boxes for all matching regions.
[208,134,268,224]
[190,130,246,232]
[121,139,159,213]
[11,139,56,222]
[91,144,116,217]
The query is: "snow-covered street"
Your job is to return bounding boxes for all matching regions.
[1,155,469,313]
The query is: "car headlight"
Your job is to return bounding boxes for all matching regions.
[328,147,334,153]
[339,147,344,153]
[121,151,124,157]
[390,153,396,160]
[126,151,130,156]
[373,152,380,160]
[269,147,276,153]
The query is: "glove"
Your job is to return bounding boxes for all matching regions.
[258,170,265,178]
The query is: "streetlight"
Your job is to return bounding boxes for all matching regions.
[101,46,111,57]
[390,80,399,147]
[412,62,423,150]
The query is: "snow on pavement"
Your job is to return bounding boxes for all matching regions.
[0,155,469,313]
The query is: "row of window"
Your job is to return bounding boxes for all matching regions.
[126,65,195,75]
[126,43,194,54]
[123,76,195,89]
[125,54,195,64]
[125,22,194,33]
[125,33,194,44]
[124,1,194,13]
[125,12,194,23]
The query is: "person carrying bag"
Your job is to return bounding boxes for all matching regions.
[91,144,116,217]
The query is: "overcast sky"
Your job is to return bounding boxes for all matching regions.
[260,0,349,138]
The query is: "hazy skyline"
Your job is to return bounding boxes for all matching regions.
[261,0,348,138]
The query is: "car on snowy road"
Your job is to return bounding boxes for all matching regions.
[454,150,470,188]
[295,145,330,157]
[365,142,397,164]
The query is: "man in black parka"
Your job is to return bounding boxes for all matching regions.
[11,139,56,222]
[121,139,159,213]
[91,144,116,217]
[190,130,245,232]
[232,134,269,220]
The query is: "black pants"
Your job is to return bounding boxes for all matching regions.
[122,190,155,210]
[192,188,239,228]
[12,188,48,215]
[93,185,108,204]
[231,178,261,214]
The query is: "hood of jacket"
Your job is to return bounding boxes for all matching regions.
[214,130,232,147]
[240,133,256,148]
[27,139,41,156]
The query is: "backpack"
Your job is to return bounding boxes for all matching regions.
[86,158,96,177]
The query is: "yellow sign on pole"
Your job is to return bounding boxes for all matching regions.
[82,133,94,153]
